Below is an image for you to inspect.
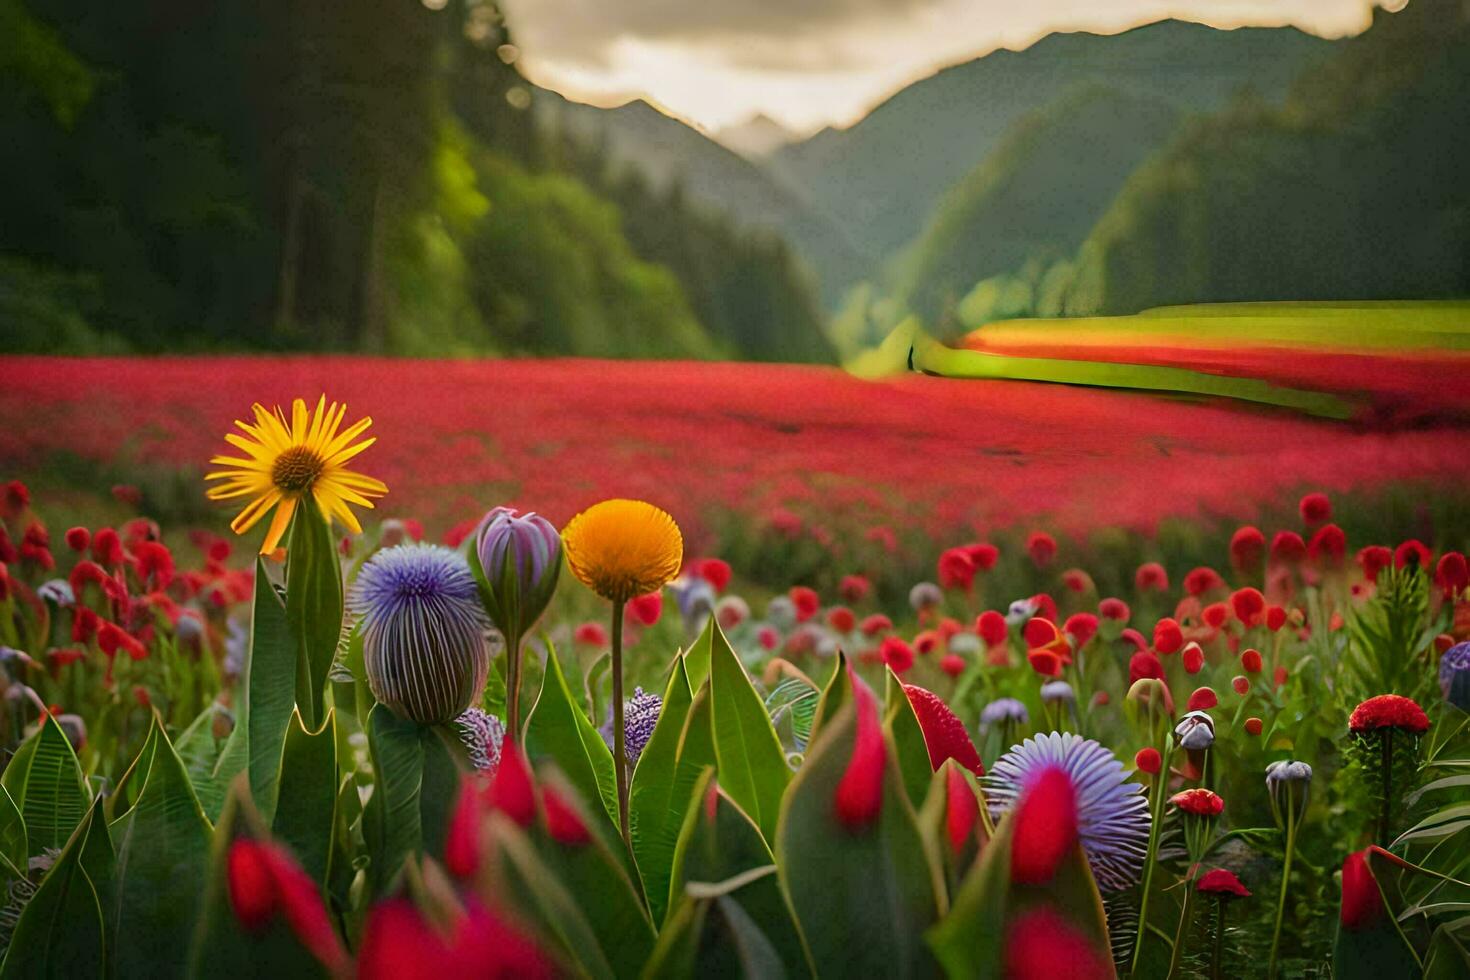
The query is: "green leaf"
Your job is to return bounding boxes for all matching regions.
[286,494,343,731]
[247,556,298,823]
[776,695,942,977]
[884,669,935,808]
[111,716,213,978]
[524,640,618,827]
[2,711,89,853]
[0,784,27,877]
[708,621,790,844]
[177,703,232,822]
[363,705,425,897]
[629,657,696,924]
[1425,922,1470,980]
[271,709,338,887]
[683,621,714,694]
[0,798,110,978]
[643,893,793,980]
[808,650,852,744]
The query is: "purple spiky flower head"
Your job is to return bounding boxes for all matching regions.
[472,507,562,639]
[350,544,489,725]
[456,706,505,775]
[1441,642,1470,712]
[600,687,662,762]
[985,731,1151,891]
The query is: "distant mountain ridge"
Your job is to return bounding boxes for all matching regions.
[714,113,799,159]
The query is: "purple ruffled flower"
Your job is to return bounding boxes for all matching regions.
[601,687,662,762]
[456,707,505,775]
[984,731,1151,891]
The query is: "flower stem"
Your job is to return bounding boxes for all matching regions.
[1211,899,1225,980]
[1379,730,1393,846]
[611,601,630,846]
[1166,869,1195,979]
[1130,754,1170,976]
[504,626,523,741]
[1268,801,1297,979]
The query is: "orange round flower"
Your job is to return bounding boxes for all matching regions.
[562,499,682,604]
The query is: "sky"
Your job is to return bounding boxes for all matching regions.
[497,0,1402,135]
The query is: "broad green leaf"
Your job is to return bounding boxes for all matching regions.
[419,725,461,861]
[3,711,88,853]
[0,783,27,875]
[0,798,109,978]
[286,495,343,731]
[808,650,852,743]
[668,770,808,973]
[363,705,425,897]
[708,622,790,843]
[1425,922,1470,980]
[643,893,792,980]
[629,657,696,924]
[248,556,298,823]
[885,669,935,808]
[683,620,714,693]
[111,716,213,978]
[272,709,338,887]
[177,702,232,822]
[524,640,618,827]
[776,696,942,977]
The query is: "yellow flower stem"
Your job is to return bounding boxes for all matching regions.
[611,600,631,847]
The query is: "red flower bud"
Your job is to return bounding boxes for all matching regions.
[1244,717,1263,736]
[1230,588,1265,627]
[542,785,591,846]
[1134,747,1161,775]
[1339,850,1383,932]
[1026,531,1057,568]
[1153,618,1183,655]
[1232,675,1250,695]
[1002,907,1111,980]
[1187,687,1218,711]
[1129,650,1164,685]
[1241,649,1263,674]
[880,636,914,674]
[939,654,965,678]
[976,610,1007,647]
[1182,643,1205,675]
[64,527,90,552]
[1229,526,1266,571]
[944,765,979,855]
[487,742,536,827]
[626,592,662,627]
[1009,767,1077,884]
[1135,562,1169,592]
[789,586,819,622]
[1098,597,1130,622]
[834,674,886,832]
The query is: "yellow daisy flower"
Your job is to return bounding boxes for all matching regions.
[205,395,388,553]
[562,499,683,603]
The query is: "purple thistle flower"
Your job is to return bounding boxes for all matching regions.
[350,544,489,725]
[473,507,561,638]
[1441,642,1470,712]
[601,687,662,762]
[456,707,505,775]
[985,731,1151,892]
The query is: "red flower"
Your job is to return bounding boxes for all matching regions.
[573,622,607,647]
[838,574,870,604]
[904,684,984,776]
[1229,526,1266,571]
[914,630,940,655]
[1031,593,1058,623]
[626,592,663,627]
[1026,531,1057,568]
[757,625,779,650]
[64,527,90,552]
[1265,605,1288,631]
[834,674,886,832]
[976,610,1007,647]
[1170,788,1224,817]
[47,647,87,668]
[826,606,855,633]
[227,838,347,973]
[860,613,892,636]
[358,898,553,980]
[1153,617,1184,655]
[1187,686,1218,711]
[1393,539,1432,572]
[1025,618,1070,663]
[445,780,484,878]
[692,557,731,592]
[541,785,591,846]
[1063,612,1098,648]
[1009,767,1077,885]
[965,542,999,570]
[1135,562,1169,592]
[938,617,962,642]
[89,527,122,566]
[1027,649,1063,678]
[1061,568,1093,593]
[1120,628,1147,652]
[1273,666,1289,688]
[1134,747,1161,775]
[939,654,965,678]
[880,636,914,674]
[1435,552,1468,596]
[132,541,175,591]
[944,765,979,854]
[1182,643,1205,675]
[1002,907,1111,980]
[1240,649,1263,674]
[1308,524,1347,565]
[1339,850,1383,932]
[1244,717,1263,736]
[1129,650,1164,684]
[1356,545,1393,583]
[487,742,536,827]
[1348,694,1430,734]
[1299,492,1332,526]
[1098,597,1130,622]
[1196,868,1251,897]
[1232,675,1250,695]
[937,547,976,591]
[1201,603,1228,630]
[1,480,29,518]
[1270,531,1306,565]
[1230,587,1265,627]
[789,586,819,622]
[1184,566,1224,597]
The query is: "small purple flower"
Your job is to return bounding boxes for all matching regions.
[456,707,505,775]
[473,507,561,638]
[601,687,662,762]
[909,582,942,612]
[1441,642,1470,712]
[350,544,489,725]
[980,698,1029,727]
[985,732,1151,891]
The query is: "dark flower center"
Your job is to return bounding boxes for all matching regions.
[271,446,325,492]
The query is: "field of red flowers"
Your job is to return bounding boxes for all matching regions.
[2,356,1468,547]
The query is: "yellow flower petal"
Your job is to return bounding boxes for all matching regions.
[562,499,683,603]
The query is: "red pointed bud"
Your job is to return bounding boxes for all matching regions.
[1340,850,1384,932]
[944,765,980,855]
[1009,766,1077,885]
[833,672,886,832]
[227,839,276,932]
[542,785,591,846]
[487,741,536,827]
[445,779,484,878]
[1003,906,1111,980]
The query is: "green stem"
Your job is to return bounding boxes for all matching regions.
[1211,899,1225,980]
[1130,755,1171,976]
[1166,870,1195,979]
[504,626,523,741]
[1379,730,1393,847]
[1268,802,1297,978]
[611,602,630,846]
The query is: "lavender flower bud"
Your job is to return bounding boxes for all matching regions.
[909,582,942,613]
[1265,759,1313,829]
[1440,642,1470,712]
[1175,710,1216,751]
[456,707,505,775]
[1040,680,1075,704]
[472,507,562,640]
[601,687,662,762]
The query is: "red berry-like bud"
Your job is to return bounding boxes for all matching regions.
[834,674,886,832]
[1009,767,1077,884]
[1134,747,1161,775]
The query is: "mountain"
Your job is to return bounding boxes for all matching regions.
[770,19,1336,287]
[885,85,1183,328]
[532,92,866,304]
[714,113,798,159]
[1058,0,1470,316]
